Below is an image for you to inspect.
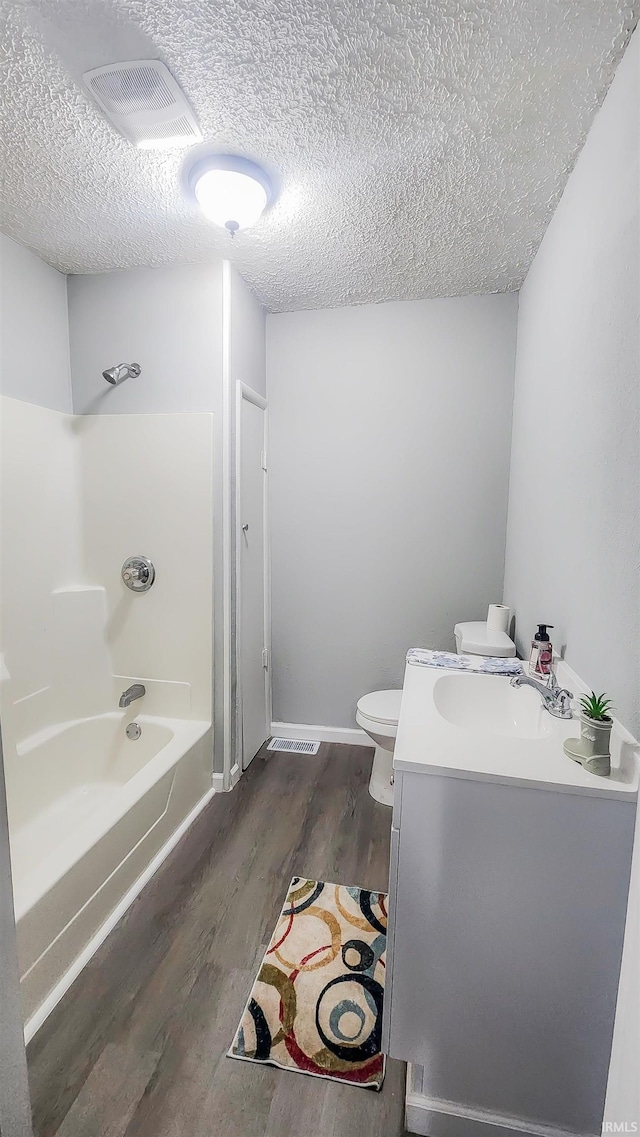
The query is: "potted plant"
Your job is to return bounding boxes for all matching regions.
[563,691,613,777]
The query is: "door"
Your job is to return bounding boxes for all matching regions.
[237,385,269,769]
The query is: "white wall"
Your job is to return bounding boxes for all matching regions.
[1,257,222,734]
[78,413,214,720]
[0,397,215,726]
[68,262,223,415]
[0,234,71,412]
[504,31,639,740]
[0,398,82,701]
[268,294,518,727]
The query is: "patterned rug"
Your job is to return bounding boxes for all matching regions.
[228,876,388,1090]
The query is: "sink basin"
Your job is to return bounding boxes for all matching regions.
[433,672,552,739]
[393,657,637,799]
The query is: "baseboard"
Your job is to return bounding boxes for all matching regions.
[270,721,370,747]
[24,786,216,1044]
[212,763,242,792]
[405,1067,592,1137]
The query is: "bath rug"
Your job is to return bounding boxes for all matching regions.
[228,876,388,1090]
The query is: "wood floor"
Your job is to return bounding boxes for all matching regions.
[27,743,407,1137]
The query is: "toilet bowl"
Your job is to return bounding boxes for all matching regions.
[356,690,403,807]
[358,619,516,807]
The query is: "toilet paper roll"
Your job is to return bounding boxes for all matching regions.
[487,604,510,634]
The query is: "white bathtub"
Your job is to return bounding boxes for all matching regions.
[5,709,212,1038]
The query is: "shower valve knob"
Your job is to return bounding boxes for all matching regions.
[121,556,155,593]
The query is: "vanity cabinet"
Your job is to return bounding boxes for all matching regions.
[382,766,636,1136]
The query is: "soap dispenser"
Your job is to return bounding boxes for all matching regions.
[529,624,554,682]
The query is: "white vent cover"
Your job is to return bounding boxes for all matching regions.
[267,738,321,755]
[83,60,202,149]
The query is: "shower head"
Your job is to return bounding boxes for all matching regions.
[102,362,142,385]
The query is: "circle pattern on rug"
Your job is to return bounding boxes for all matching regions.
[315,973,384,1062]
[342,938,375,972]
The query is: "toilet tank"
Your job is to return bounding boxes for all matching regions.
[454,621,516,658]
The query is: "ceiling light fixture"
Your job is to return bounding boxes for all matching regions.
[187,154,273,236]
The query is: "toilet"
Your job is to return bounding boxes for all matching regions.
[357,619,516,806]
[355,690,403,807]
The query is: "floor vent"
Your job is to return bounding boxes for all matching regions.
[267,738,321,755]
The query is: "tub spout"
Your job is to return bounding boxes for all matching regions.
[119,683,146,708]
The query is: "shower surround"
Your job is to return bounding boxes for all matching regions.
[0,395,215,1036]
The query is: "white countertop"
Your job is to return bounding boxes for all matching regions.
[393,660,639,801]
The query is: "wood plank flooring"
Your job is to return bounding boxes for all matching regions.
[27,743,407,1137]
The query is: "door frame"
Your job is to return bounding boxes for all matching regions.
[234,381,271,773]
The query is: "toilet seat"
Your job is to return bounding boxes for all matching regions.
[356,689,403,727]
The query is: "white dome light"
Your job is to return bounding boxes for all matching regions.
[188,155,272,236]
[195,169,267,231]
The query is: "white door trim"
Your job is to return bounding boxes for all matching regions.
[221,261,233,791]
[235,382,271,772]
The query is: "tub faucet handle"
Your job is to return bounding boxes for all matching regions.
[121,556,155,593]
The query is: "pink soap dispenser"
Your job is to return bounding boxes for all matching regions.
[529,624,554,682]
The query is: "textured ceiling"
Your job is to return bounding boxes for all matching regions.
[1,1,637,311]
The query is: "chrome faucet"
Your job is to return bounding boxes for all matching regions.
[119,683,146,708]
[510,671,573,719]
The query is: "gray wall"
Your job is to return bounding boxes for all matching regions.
[504,29,639,739]
[68,262,223,415]
[604,800,640,1129]
[504,34,640,1129]
[0,233,71,412]
[268,293,518,727]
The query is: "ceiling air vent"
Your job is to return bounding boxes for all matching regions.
[83,60,202,149]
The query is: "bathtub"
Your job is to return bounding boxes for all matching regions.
[5,708,212,1038]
